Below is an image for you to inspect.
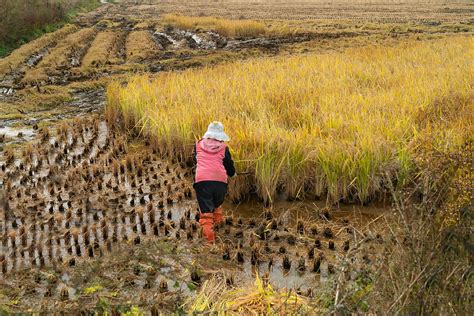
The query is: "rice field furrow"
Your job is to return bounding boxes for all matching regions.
[81,30,123,69]
[125,30,162,63]
[0,25,78,77]
[22,28,97,85]
[0,25,78,89]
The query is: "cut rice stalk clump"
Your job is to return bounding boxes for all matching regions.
[106,37,473,205]
[4,147,15,165]
[187,275,311,314]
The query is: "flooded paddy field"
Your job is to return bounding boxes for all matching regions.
[0,0,472,314]
[0,116,389,313]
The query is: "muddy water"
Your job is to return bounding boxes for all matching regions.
[211,198,389,291]
[228,199,388,224]
[0,88,105,138]
[151,195,390,293]
[0,126,36,144]
[66,88,105,112]
[0,116,389,312]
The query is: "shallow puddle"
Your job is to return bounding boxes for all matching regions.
[0,116,389,313]
[0,126,36,142]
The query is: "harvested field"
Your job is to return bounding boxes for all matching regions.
[125,30,161,63]
[0,1,472,314]
[81,30,122,69]
[107,0,474,23]
[163,14,268,38]
[0,25,78,76]
[22,28,97,84]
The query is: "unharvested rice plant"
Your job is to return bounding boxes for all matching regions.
[162,14,268,38]
[0,0,472,314]
[106,37,472,204]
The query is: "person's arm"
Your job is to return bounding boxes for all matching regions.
[223,147,235,177]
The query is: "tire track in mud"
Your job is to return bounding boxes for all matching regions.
[115,28,130,63]
[0,89,106,131]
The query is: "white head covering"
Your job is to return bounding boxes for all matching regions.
[203,121,230,142]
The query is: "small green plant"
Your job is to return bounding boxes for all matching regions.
[83,284,103,295]
[122,305,143,316]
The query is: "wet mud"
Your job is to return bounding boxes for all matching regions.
[0,116,387,313]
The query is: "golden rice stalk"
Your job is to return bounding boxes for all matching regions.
[81,30,122,68]
[107,36,473,204]
[125,30,161,63]
[162,14,267,38]
[187,275,311,315]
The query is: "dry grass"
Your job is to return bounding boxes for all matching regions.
[161,13,369,38]
[125,30,160,63]
[163,13,473,39]
[0,25,77,75]
[107,36,472,205]
[163,14,267,38]
[363,142,473,314]
[22,27,96,83]
[22,86,72,110]
[187,275,312,314]
[81,30,122,68]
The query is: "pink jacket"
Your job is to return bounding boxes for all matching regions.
[195,139,228,183]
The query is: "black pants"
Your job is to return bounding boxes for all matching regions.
[193,181,227,213]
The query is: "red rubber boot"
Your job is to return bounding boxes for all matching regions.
[199,213,215,243]
[214,206,223,226]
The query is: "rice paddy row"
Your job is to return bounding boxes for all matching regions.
[0,116,364,277]
[111,0,473,23]
[1,115,383,313]
[106,36,473,205]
